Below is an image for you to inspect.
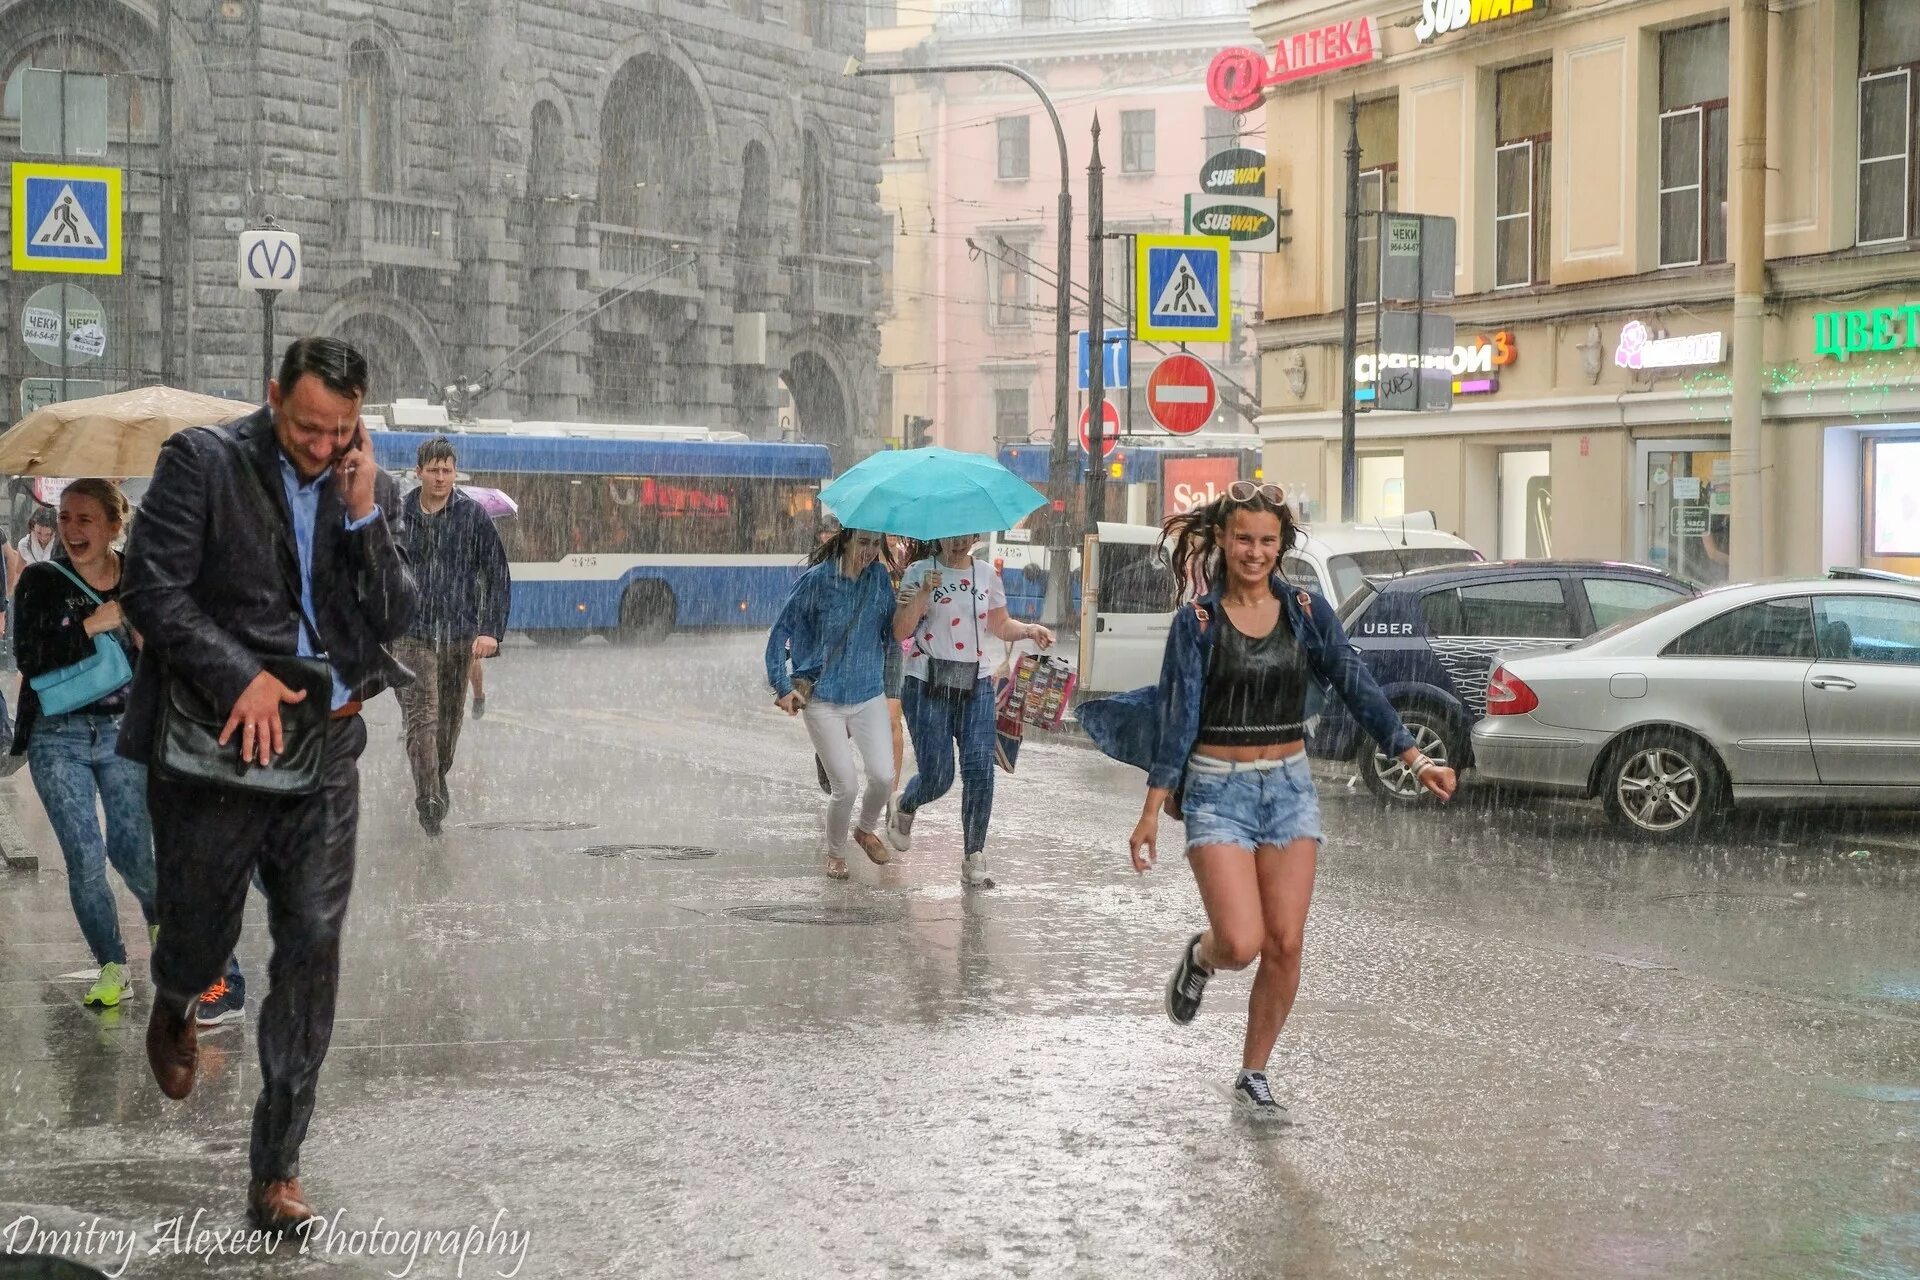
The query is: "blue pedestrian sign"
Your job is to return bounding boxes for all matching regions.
[1134,234,1230,344]
[1076,327,1131,389]
[11,162,121,275]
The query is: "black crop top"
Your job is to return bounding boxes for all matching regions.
[1195,605,1310,747]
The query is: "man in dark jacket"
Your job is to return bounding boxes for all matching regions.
[120,337,417,1233]
[396,435,510,834]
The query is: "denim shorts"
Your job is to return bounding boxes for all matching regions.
[1181,752,1323,854]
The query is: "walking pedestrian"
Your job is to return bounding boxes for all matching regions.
[1089,485,1455,1122]
[395,436,510,835]
[887,535,1053,888]
[9,479,152,1008]
[7,505,58,590]
[120,337,418,1232]
[766,525,896,879]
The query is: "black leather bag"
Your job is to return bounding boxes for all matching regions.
[151,440,336,796]
[153,653,334,796]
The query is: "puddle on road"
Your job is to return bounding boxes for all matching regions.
[1651,892,1812,914]
[577,844,720,861]
[461,820,600,833]
[723,904,897,926]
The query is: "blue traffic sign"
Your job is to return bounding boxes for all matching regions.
[1134,234,1230,344]
[11,162,121,275]
[1076,328,1131,389]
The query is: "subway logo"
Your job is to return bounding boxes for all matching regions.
[1414,0,1538,44]
[1192,208,1275,238]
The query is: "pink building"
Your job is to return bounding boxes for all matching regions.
[873,0,1259,460]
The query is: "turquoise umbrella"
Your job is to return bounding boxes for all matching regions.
[819,446,1045,540]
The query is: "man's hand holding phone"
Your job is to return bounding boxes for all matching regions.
[339,423,377,522]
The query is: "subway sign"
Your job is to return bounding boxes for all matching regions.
[1198,148,1266,197]
[1813,304,1920,363]
[1415,0,1543,44]
[1185,194,1280,253]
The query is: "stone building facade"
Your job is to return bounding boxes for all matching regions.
[0,0,885,453]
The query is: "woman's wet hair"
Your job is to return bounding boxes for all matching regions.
[59,478,129,529]
[807,525,884,567]
[1161,489,1299,600]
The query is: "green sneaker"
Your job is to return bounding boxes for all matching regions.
[149,923,160,946]
[84,961,131,1008]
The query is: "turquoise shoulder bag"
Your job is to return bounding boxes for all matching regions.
[28,563,134,716]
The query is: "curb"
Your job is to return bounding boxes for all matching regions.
[0,782,37,873]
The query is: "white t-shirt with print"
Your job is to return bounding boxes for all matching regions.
[901,556,1006,681]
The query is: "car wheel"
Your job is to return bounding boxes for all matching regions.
[1359,706,1457,805]
[1601,732,1722,841]
[614,582,676,646]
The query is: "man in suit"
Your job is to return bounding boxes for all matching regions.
[120,337,417,1232]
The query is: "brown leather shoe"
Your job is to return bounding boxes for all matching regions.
[248,1177,315,1233]
[145,1000,197,1100]
[852,827,890,865]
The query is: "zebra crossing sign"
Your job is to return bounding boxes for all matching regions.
[1135,234,1230,344]
[11,162,121,275]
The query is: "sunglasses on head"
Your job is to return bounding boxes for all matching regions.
[1226,481,1287,506]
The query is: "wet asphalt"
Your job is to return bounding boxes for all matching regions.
[1,633,1917,1279]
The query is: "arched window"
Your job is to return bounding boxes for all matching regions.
[599,56,707,229]
[799,133,830,254]
[528,100,566,199]
[2,35,144,133]
[734,140,773,305]
[343,38,398,193]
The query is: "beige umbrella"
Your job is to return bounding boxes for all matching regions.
[0,385,256,477]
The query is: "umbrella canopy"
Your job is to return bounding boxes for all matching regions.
[0,385,256,477]
[819,447,1044,541]
[459,485,519,518]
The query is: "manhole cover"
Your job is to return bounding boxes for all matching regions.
[576,844,719,861]
[724,904,895,926]
[462,820,599,833]
[1653,892,1810,914]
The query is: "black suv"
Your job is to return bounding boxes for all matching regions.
[1314,561,1697,802]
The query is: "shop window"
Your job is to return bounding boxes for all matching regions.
[1868,437,1920,561]
[1495,62,1552,289]
[1421,579,1577,639]
[1657,21,1729,269]
[1497,449,1552,558]
[1857,0,1920,245]
[1355,452,1403,522]
[1121,110,1156,174]
[1351,97,1400,306]
[988,238,1032,327]
[997,116,1030,180]
[1665,597,1814,660]
[993,387,1028,441]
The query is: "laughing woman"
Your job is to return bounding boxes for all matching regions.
[1108,484,1455,1121]
[10,480,153,1008]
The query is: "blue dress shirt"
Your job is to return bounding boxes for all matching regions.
[278,453,378,710]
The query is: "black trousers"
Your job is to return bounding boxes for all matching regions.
[148,714,368,1182]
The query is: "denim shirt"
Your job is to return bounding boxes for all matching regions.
[279,454,378,710]
[764,559,895,706]
[1080,575,1415,790]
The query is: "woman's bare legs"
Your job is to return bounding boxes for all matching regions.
[1243,838,1318,1071]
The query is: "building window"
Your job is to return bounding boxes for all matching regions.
[1657,21,1729,269]
[880,212,896,303]
[800,133,831,253]
[1352,97,1400,307]
[1019,0,1050,23]
[997,116,1030,180]
[1120,110,1156,174]
[867,0,897,26]
[989,237,1033,327]
[1,36,144,138]
[344,39,399,193]
[1495,61,1552,289]
[1204,106,1241,151]
[1858,0,1920,245]
[994,387,1028,441]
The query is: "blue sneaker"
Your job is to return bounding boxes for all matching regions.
[196,973,246,1027]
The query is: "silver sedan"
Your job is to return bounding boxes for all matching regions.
[1470,574,1920,840]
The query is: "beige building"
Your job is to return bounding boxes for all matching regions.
[1251,0,1920,586]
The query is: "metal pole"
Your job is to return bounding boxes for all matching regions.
[853,60,1073,625]
[1729,0,1769,579]
[1340,97,1362,520]
[158,0,176,386]
[1085,116,1106,534]
[1123,233,1135,441]
[261,291,276,396]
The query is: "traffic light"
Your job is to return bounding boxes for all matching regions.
[904,414,934,450]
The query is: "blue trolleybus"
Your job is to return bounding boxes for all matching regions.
[369,424,832,644]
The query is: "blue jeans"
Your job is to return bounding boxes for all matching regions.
[27,712,156,967]
[899,675,997,855]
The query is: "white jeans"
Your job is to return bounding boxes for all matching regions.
[802,696,893,856]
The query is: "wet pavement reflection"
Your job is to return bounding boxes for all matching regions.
[3,634,1917,1277]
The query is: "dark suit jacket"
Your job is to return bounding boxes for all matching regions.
[118,406,419,763]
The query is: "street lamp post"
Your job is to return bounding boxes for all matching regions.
[853,59,1074,626]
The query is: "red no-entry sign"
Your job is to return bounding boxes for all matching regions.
[1078,398,1120,457]
[1147,354,1217,435]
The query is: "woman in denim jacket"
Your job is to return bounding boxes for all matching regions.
[1096,484,1455,1121]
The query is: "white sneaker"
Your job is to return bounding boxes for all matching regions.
[1232,1071,1291,1124]
[886,798,914,853]
[960,852,993,888]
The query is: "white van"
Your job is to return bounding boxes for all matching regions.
[1078,514,1482,693]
